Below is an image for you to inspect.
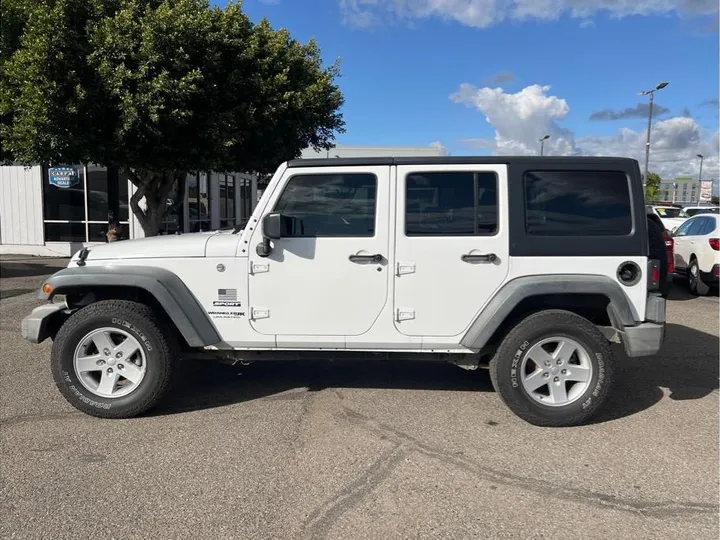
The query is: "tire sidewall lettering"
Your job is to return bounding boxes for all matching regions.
[62,370,112,410]
[111,317,153,352]
[510,340,530,388]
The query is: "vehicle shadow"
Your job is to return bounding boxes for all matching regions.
[153,322,718,424]
[0,259,69,279]
[667,277,720,300]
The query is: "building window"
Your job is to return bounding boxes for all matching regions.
[160,179,184,234]
[524,170,632,236]
[405,171,498,236]
[239,176,254,227]
[188,172,210,232]
[219,174,236,229]
[43,164,129,243]
[273,173,377,237]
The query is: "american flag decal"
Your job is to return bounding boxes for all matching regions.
[218,288,238,302]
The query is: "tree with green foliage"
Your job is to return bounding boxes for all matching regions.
[644,171,662,202]
[0,0,345,235]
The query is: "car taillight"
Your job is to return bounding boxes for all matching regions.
[662,230,674,274]
[709,238,720,251]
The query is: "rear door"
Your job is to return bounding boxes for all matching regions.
[393,164,509,342]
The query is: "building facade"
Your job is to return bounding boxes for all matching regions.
[0,145,447,256]
[656,177,702,204]
[0,164,258,256]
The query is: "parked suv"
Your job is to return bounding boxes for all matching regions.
[671,213,719,295]
[21,156,665,427]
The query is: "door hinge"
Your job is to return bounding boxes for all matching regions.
[250,307,270,320]
[396,262,416,276]
[250,261,270,275]
[395,308,415,322]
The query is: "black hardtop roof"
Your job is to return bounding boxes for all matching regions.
[286,155,639,168]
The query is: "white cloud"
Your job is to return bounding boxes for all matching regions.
[428,140,450,155]
[339,0,718,29]
[450,83,719,180]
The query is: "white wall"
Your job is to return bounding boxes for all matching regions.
[300,145,449,159]
[0,165,44,247]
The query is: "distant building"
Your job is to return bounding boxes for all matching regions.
[299,144,449,159]
[656,177,701,204]
[0,144,449,255]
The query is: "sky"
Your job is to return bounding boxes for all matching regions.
[234,0,718,181]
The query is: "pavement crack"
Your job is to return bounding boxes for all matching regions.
[339,406,719,523]
[0,412,83,428]
[301,444,408,539]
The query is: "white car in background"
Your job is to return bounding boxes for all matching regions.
[649,205,687,232]
[672,213,720,295]
[680,205,719,218]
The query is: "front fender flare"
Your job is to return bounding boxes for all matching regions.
[40,265,221,348]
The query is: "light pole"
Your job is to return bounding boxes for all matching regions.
[638,81,669,186]
[539,134,550,156]
[697,153,704,183]
[697,154,704,204]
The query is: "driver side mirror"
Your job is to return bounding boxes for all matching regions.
[263,212,283,240]
[256,212,283,258]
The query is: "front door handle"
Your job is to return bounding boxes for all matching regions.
[461,253,497,263]
[349,253,384,263]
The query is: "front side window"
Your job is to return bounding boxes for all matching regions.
[405,171,498,236]
[524,170,632,236]
[674,218,697,237]
[273,173,377,237]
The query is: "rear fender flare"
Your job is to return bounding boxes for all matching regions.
[459,274,638,350]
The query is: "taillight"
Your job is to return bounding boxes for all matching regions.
[709,238,720,251]
[663,230,674,274]
[652,266,660,283]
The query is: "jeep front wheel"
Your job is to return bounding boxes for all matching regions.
[51,300,176,419]
[489,310,614,427]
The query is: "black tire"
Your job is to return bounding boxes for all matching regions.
[489,310,614,427]
[51,300,176,419]
[687,258,709,296]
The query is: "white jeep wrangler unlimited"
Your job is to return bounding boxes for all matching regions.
[22,156,666,427]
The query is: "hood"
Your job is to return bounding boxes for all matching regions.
[79,231,218,261]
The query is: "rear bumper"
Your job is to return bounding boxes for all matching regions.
[20,304,66,344]
[617,294,666,357]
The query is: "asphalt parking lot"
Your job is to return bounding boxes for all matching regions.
[1,258,718,539]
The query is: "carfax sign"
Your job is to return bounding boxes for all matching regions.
[48,166,79,188]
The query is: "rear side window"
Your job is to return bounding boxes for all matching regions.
[524,170,632,236]
[405,171,498,236]
[273,173,377,237]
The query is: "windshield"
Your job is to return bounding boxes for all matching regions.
[655,207,682,218]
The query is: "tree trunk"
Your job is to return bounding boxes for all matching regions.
[126,168,186,237]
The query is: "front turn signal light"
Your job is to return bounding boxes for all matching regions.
[42,283,53,295]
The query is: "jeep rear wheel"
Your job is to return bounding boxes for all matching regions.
[51,300,176,419]
[489,310,614,427]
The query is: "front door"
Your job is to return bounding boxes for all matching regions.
[248,166,390,342]
[393,164,509,339]
[672,217,702,271]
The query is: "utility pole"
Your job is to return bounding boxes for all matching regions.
[539,134,550,156]
[638,81,669,186]
[697,153,704,204]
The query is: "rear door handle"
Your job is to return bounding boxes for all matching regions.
[461,253,497,263]
[349,253,384,263]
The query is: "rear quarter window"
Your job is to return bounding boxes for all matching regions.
[524,170,632,236]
